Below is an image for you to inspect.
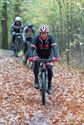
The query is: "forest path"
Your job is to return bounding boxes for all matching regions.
[0,50,84,125]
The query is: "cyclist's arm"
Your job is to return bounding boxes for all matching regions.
[22,26,27,42]
[20,24,24,33]
[51,35,59,58]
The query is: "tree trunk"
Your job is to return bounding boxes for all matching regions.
[14,0,21,17]
[55,0,64,59]
[66,1,70,65]
[1,1,8,49]
[59,0,64,59]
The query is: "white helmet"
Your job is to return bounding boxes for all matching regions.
[39,25,49,33]
[15,16,21,22]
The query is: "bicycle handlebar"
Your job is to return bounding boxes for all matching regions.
[35,59,53,63]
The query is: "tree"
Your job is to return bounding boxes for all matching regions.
[14,0,21,17]
[1,0,8,49]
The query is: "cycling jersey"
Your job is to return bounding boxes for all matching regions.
[10,21,23,33]
[29,34,58,59]
[22,26,35,42]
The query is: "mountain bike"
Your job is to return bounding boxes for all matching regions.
[13,33,22,57]
[35,59,52,105]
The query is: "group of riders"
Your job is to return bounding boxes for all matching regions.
[10,16,59,94]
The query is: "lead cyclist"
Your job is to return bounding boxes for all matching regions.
[28,25,59,94]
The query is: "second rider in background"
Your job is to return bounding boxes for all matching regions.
[22,23,35,65]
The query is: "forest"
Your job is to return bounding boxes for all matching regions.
[0,0,84,68]
[0,0,84,124]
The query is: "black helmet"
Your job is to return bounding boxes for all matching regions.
[28,23,33,28]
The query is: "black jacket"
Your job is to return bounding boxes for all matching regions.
[29,34,59,59]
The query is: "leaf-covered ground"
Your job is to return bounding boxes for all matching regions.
[0,51,84,125]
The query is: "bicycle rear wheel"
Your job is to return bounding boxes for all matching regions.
[41,72,46,105]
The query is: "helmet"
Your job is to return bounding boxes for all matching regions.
[28,23,33,28]
[39,25,49,33]
[15,16,21,22]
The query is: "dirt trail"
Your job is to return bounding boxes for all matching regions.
[0,50,84,125]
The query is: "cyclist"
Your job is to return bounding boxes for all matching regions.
[28,25,59,94]
[10,16,23,48]
[22,23,35,65]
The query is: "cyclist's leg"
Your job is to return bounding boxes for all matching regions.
[23,42,28,64]
[23,42,28,55]
[13,34,16,44]
[26,41,30,59]
[11,34,16,48]
[24,41,30,65]
[46,63,53,94]
[27,38,33,58]
[27,38,33,67]
[11,34,16,53]
[33,61,40,88]
[23,38,31,64]
[18,33,22,47]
